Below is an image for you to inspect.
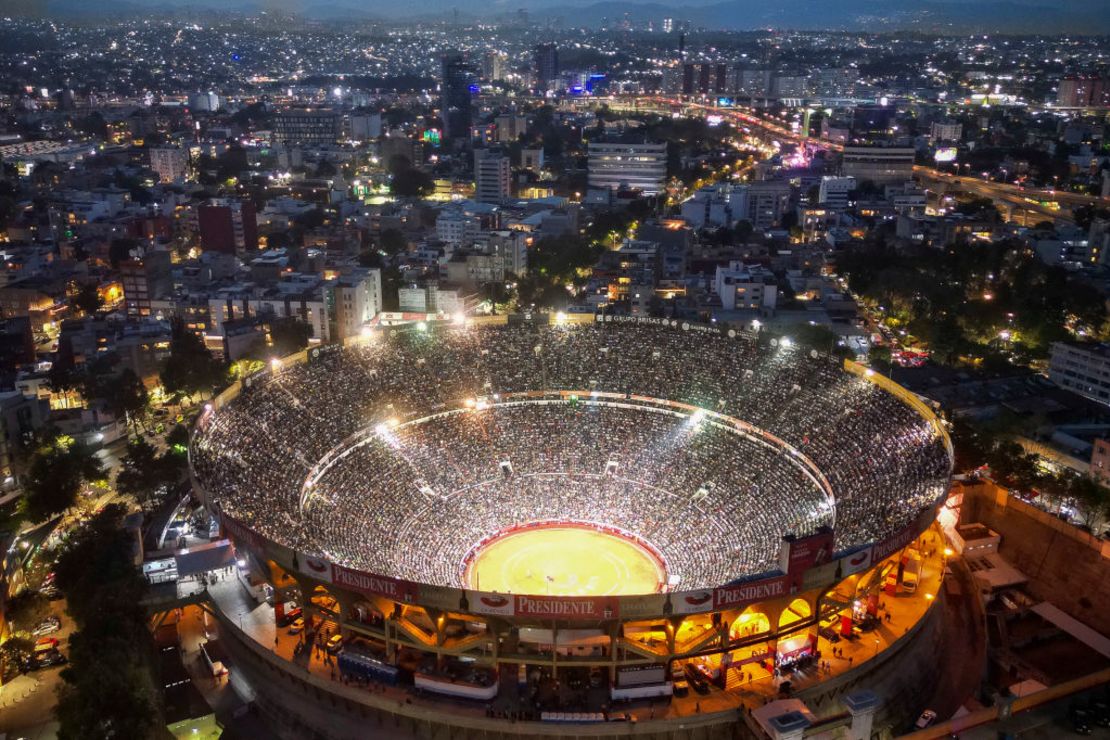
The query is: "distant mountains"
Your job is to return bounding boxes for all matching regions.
[39,0,1110,33]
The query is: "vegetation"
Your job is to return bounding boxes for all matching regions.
[839,236,1108,365]
[18,432,105,524]
[54,505,163,739]
[159,319,226,402]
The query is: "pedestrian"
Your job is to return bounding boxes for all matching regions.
[848,656,853,666]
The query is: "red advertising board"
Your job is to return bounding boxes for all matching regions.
[713,574,790,610]
[783,529,835,590]
[331,564,419,602]
[221,514,269,552]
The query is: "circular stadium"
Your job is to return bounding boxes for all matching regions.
[191,315,952,603]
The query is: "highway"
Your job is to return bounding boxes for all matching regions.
[601,95,1109,224]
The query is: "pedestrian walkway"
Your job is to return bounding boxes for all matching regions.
[0,674,41,710]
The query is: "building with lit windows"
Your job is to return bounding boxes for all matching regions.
[587,141,667,195]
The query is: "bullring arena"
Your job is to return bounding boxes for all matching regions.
[190,314,955,738]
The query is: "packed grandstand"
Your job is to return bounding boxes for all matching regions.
[190,318,952,593]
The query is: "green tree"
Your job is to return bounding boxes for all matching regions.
[19,433,105,523]
[54,505,163,740]
[160,320,226,402]
[71,282,103,315]
[115,437,180,511]
[390,167,434,198]
[379,228,408,256]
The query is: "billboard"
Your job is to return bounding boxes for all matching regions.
[934,147,958,163]
[332,564,419,602]
[713,574,790,610]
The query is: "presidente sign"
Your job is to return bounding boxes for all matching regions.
[331,564,419,602]
[221,514,269,552]
[465,591,619,620]
[713,574,790,610]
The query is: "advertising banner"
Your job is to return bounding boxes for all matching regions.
[513,595,619,620]
[466,591,514,617]
[669,589,715,615]
[782,529,835,590]
[221,514,269,553]
[838,546,874,577]
[332,564,419,602]
[713,574,790,610]
[296,553,334,583]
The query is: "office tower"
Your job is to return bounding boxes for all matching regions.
[149,146,190,183]
[441,53,476,141]
[587,141,667,195]
[272,110,341,145]
[474,149,511,204]
[482,51,509,82]
[840,145,916,184]
[534,44,559,92]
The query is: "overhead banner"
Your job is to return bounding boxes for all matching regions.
[782,529,835,591]
[669,589,715,615]
[513,595,619,620]
[332,564,419,603]
[713,574,790,610]
[467,591,514,617]
[297,553,334,583]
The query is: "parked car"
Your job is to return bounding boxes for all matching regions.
[683,664,711,694]
[672,677,689,698]
[31,616,61,636]
[914,709,937,729]
[28,649,67,670]
[34,637,59,653]
[1070,706,1093,735]
[326,634,344,654]
[288,617,305,635]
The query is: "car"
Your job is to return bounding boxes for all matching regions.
[34,637,59,653]
[914,709,937,729]
[1089,698,1109,728]
[31,616,61,636]
[326,634,344,654]
[29,649,67,670]
[672,678,689,697]
[288,617,305,635]
[276,606,302,627]
[1070,706,1093,735]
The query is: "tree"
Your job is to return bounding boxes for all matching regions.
[19,433,105,523]
[101,368,149,428]
[108,238,138,268]
[115,437,179,511]
[53,505,163,739]
[390,167,434,198]
[160,320,225,402]
[379,228,408,256]
[72,282,103,315]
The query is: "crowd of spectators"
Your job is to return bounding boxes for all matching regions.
[191,320,951,590]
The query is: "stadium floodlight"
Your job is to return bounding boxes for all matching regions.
[271,357,283,371]
[465,398,476,408]
[453,312,466,325]
[416,321,428,332]
[555,311,567,325]
[204,403,213,413]
[780,337,792,348]
[865,368,875,377]
[751,319,762,330]
[360,326,374,338]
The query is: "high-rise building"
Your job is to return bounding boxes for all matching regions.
[198,199,258,254]
[120,250,172,318]
[662,17,674,33]
[930,121,963,143]
[482,51,509,82]
[1048,342,1110,405]
[328,270,382,340]
[474,149,512,204]
[587,141,667,195]
[669,63,729,96]
[440,53,476,141]
[149,146,190,183]
[272,110,341,145]
[533,44,559,92]
[1056,75,1109,108]
[841,145,915,184]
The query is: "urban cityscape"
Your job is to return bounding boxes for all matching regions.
[0,4,1109,739]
